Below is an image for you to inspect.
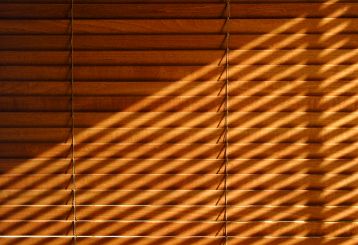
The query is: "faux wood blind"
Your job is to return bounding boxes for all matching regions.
[1,0,358,244]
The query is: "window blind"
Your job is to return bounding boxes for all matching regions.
[1,0,358,244]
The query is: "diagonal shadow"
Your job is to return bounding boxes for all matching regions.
[1,0,358,245]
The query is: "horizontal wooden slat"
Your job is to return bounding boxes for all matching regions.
[75,220,218,236]
[71,3,358,19]
[0,35,70,50]
[0,174,72,189]
[0,112,357,128]
[0,143,70,158]
[1,220,355,236]
[0,159,71,174]
[0,96,225,112]
[1,127,358,144]
[0,205,73,220]
[1,158,358,174]
[228,221,358,236]
[0,112,71,127]
[4,204,358,222]
[5,127,227,143]
[0,51,224,65]
[1,34,358,50]
[0,97,70,112]
[230,238,358,245]
[2,3,357,19]
[0,128,70,142]
[1,173,358,190]
[2,189,358,206]
[1,65,357,81]
[0,112,222,127]
[0,189,221,205]
[4,80,358,96]
[2,237,358,245]
[3,0,357,2]
[0,220,72,235]
[1,50,358,65]
[0,238,73,245]
[74,19,358,34]
[2,95,358,112]
[0,4,70,19]
[1,19,358,34]
[229,159,358,174]
[2,141,358,158]
[73,33,358,50]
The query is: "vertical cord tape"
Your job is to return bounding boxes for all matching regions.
[70,0,77,244]
[224,0,230,244]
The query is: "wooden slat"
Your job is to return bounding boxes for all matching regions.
[2,189,358,206]
[1,237,358,245]
[72,34,358,50]
[75,220,224,236]
[0,81,224,96]
[1,158,358,174]
[73,19,358,34]
[0,112,71,127]
[75,3,358,18]
[0,143,70,158]
[2,127,358,144]
[228,221,358,236]
[0,35,70,50]
[0,238,73,245]
[0,96,224,112]
[228,205,358,221]
[2,34,358,50]
[0,4,70,19]
[3,80,358,96]
[1,158,357,175]
[5,204,358,222]
[0,96,70,112]
[1,173,358,190]
[0,158,224,174]
[0,128,70,142]
[1,19,358,35]
[1,65,357,81]
[0,110,356,128]
[0,190,72,205]
[0,221,72,235]
[2,141,358,158]
[228,112,358,128]
[229,238,358,245]
[0,112,222,127]
[3,95,358,112]
[229,159,358,174]
[0,82,71,96]
[0,189,222,205]
[0,174,72,189]
[75,3,227,19]
[1,50,358,66]
[0,51,225,65]
[0,159,71,174]
[75,174,223,190]
[75,127,225,144]
[0,205,73,220]
[3,0,356,2]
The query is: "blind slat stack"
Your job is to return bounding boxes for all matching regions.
[1,0,358,244]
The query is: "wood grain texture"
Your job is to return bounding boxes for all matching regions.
[1,19,358,34]
[1,0,358,241]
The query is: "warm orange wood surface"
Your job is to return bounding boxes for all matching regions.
[1,0,358,244]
